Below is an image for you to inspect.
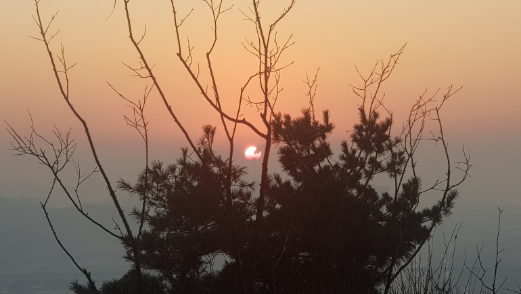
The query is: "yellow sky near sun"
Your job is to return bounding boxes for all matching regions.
[1,1,521,191]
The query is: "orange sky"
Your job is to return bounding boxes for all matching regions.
[1,1,521,217]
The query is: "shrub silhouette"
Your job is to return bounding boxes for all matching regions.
[94,106,460,294]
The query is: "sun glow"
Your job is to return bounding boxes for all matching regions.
[244,146,261,160]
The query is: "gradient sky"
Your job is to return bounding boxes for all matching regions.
[1,1,521,252]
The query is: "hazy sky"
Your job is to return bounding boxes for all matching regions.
[1,1,521,241]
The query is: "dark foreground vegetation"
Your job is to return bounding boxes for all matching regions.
[70,103,459,294]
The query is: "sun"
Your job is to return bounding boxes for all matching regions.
[244,146,261,160]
